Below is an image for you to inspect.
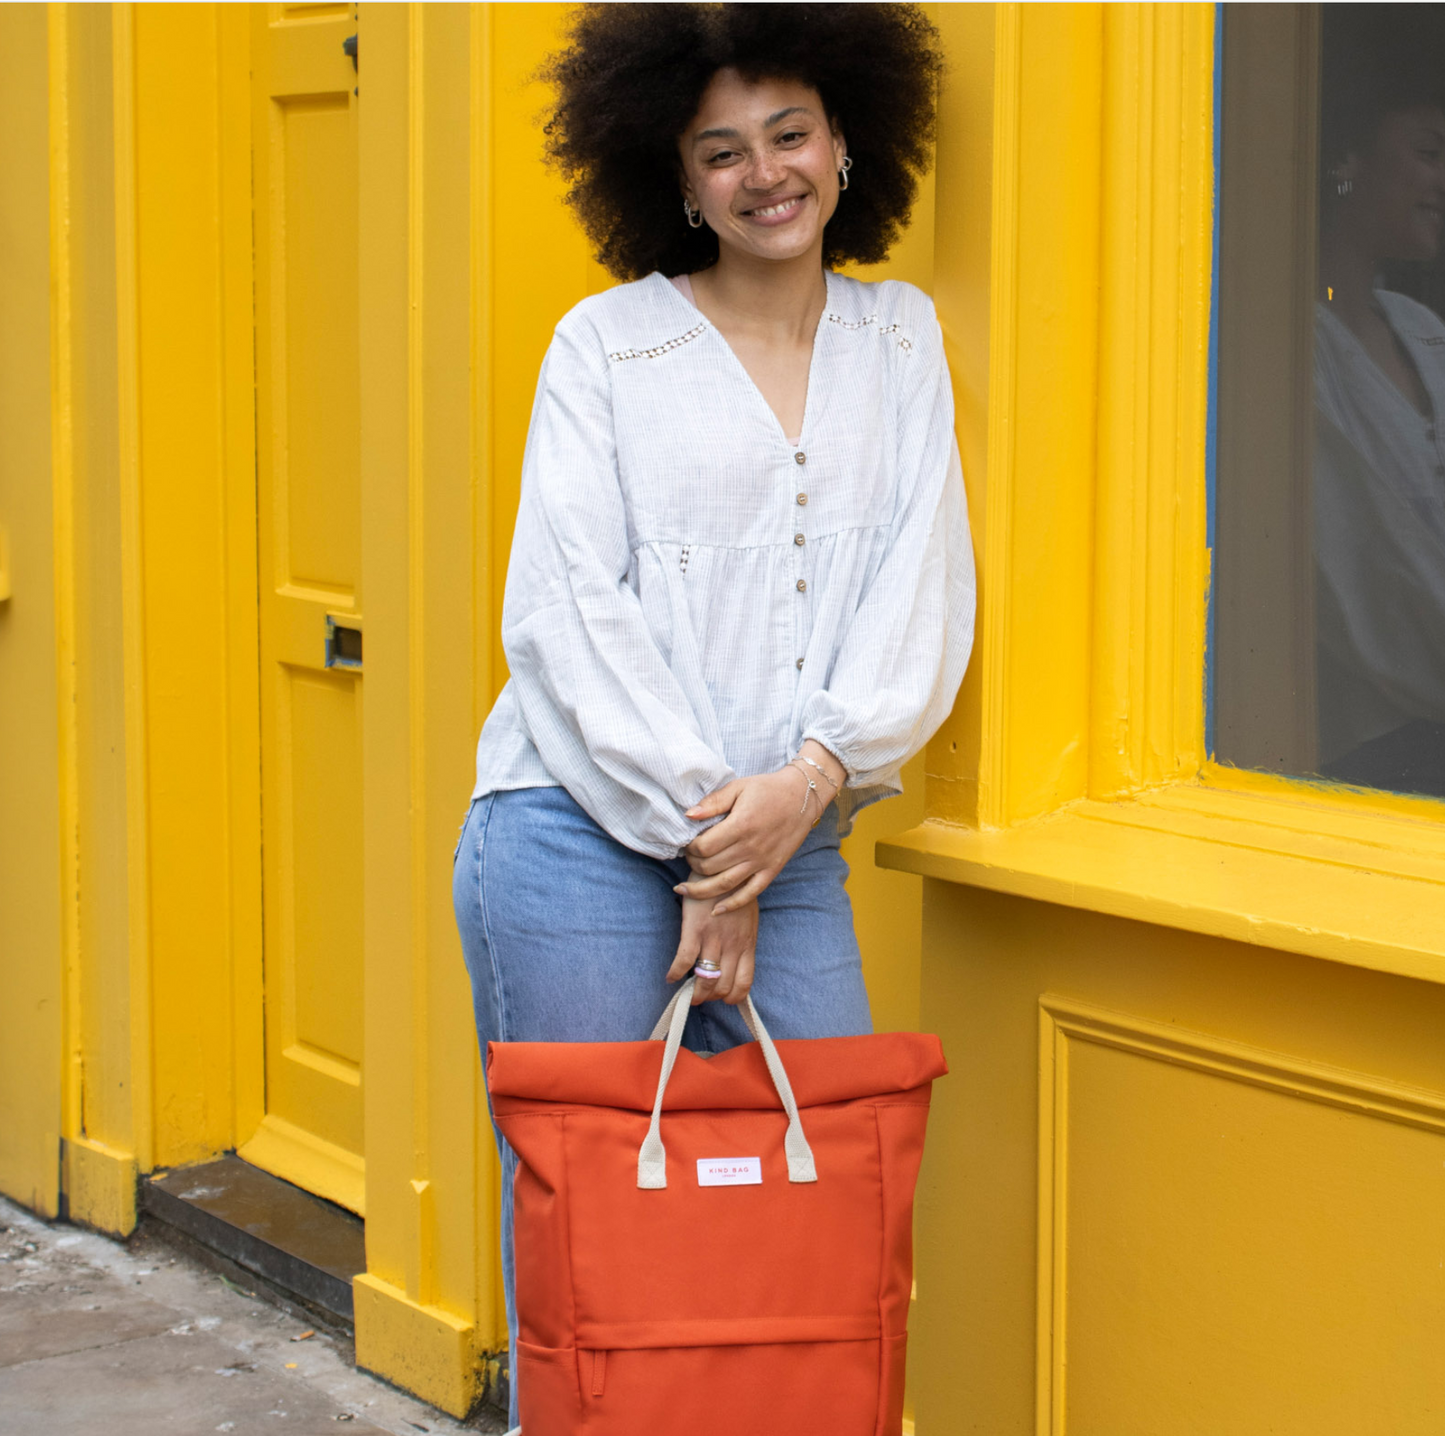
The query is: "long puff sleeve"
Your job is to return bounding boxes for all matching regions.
[500,314,735,858]
[798,304,976,806]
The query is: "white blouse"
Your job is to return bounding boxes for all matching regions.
[472,269,976,859]
[1314,291,1445,762]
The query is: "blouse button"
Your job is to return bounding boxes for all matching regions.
[794,452,807,465]
[795,657,805,670]
[796,579,807,593]
[794,533,806,546]
[796,493,808,506]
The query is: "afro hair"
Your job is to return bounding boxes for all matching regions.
[540,3,944,280]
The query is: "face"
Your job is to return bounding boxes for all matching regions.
[679,68,847,265]
[1338,105,1445,261]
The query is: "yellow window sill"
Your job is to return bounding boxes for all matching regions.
[877,783,1445,987]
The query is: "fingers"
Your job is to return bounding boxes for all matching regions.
[682,847,732,877]
[676,895,736,1002]
[667,945,699,984]
[685,778,743,822]
[691,960,722,1004]
[690,928,727,1004]
[707,943,742,1004]
[685,817,746,864]
[723,943,756,1006]
[705,905,758,1006]
[711,870,772,916]
[666,905,704,983]
[674,862,753,901]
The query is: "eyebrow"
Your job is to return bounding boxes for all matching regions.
[694,106,812,143]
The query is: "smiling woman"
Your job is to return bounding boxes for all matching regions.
[450,7,972,1432]
[539,2,941,279]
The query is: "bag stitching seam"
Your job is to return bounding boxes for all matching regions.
[873,1103,889,1435]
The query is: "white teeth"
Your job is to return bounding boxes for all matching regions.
[751,198,800,218]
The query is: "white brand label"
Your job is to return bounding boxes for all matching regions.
[696,1156,762,1187]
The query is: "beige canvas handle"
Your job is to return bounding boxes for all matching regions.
[637,977,817,1189]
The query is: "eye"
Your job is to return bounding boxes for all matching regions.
[777,129,807,145]
[706,148,740,166]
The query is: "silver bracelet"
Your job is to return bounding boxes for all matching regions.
[787,761,825,825]
[796,753,840,793]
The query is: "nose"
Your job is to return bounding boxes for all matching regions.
[743,148,786,192]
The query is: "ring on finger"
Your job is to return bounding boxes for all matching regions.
[694,962,722,981]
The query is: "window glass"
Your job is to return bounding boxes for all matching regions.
[1213,3,1445,800]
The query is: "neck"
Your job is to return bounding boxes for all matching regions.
[691,240,828,341]
[1319,218,1381,331]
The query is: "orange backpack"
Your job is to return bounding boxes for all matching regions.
[487,976,947,1435]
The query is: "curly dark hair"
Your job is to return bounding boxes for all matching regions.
[540,3,944,280]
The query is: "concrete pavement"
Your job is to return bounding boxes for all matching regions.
[0,1195,505,1435]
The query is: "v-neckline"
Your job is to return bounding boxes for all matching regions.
[659,269,831,450]
[1321,296,1438,428]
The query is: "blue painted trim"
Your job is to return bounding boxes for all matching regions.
[1203,1,1223,759]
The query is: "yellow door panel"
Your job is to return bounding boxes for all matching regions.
[1051,1010,1445,1434]
[244,1,365,1213]
[270,89,360,591]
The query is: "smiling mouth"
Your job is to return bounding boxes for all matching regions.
[742,195,806,221]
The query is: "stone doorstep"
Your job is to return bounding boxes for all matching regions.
[142,1156,365,1328]
[141,1156,510,1423]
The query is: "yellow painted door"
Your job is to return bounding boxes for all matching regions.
[241,1,366,1215]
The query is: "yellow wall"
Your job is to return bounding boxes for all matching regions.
[915,887,1445,1434]
[880,6,1445,1432]
[133,2,262,1177]
[0,2,63,1221]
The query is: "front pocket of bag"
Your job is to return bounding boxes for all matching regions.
[515,1338,581,1433]
[577,1338,881,1436]
[564,1104,886,1334]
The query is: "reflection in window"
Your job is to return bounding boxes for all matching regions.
[1214,3,1445,799]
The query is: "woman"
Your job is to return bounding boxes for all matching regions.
[452,6,972,1429]
[1315,23,1445,794]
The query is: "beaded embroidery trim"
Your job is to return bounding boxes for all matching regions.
[608,322,707,363]
[825,312,914,351]
[826,311,878,331]
[608,312,911,360]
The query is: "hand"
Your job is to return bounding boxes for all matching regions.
[666,896,758,1005]
[676,742,844,914]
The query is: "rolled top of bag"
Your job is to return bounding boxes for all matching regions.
[487,1029,946,1112]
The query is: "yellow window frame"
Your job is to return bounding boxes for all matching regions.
[881,2,1445,986]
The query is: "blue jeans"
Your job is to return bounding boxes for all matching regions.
[451,785,872,1428]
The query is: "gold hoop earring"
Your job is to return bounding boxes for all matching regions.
[683,199,703,229]
[838,156,853,191]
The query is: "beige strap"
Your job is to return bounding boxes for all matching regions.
[638,979,694,1188]
[638,978,818,1189]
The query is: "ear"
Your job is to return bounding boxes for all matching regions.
[679,172,700,213]
[831,125,848,169]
